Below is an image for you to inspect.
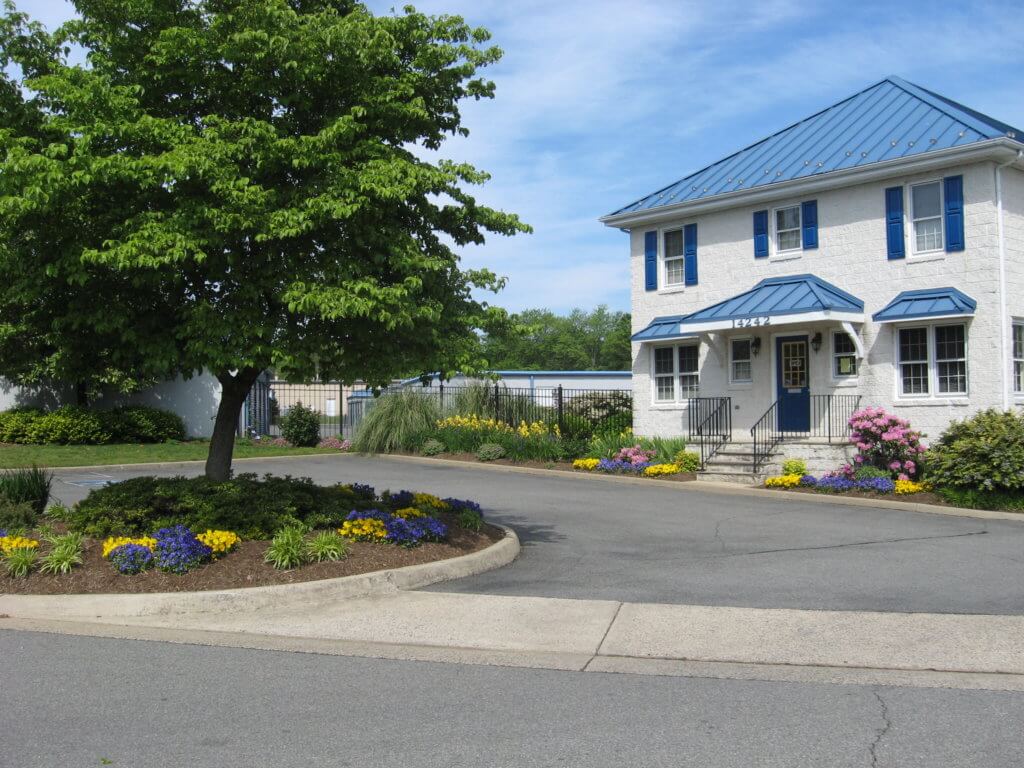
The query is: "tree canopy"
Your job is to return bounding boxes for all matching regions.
[0,0,527,479]
[480,306,631,371]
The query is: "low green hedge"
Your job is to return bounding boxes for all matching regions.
[68,473,380,539]
[0,405,186,445]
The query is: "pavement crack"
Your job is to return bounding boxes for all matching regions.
[583,601,624,671]
[868,689,892,768]
[721,530,988,558]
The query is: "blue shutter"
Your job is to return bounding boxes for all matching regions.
[683,223,697,286]
[944,175,964,252]
[644,231,657,291]
[801,200,818,250]
[753,210,768,258]
[885,186,905,260]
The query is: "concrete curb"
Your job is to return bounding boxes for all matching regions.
[0,525,520,621]
[369,453,1024,524]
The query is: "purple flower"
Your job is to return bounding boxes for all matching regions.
[444,498,482,515]
[153,525,212,574]
[108,543,154,575]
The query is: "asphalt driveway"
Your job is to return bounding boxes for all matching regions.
[51,454,1024,614]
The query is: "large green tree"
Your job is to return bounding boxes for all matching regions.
[481,306,632,371]
[0,0,527,479]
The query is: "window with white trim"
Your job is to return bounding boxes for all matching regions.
[897,323,968,397]
[652,343,699,402]
[663,229,685,287]
[832,332,857,378]
[911,181,943,253]
[775,205,801,252]
[1014,322,1024,394]
[730,338,752,383]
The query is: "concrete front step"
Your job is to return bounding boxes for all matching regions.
[698,468,764,484]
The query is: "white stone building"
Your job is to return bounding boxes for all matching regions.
[600,76,1024,476]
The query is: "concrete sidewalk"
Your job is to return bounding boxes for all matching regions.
[8,589,1024,691]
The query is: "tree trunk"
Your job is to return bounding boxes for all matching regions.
[75,381,89,407]
[205,368,261,482]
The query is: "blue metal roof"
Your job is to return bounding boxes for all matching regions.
[679,275,864,326]
[871,287,977,322]
[610,76,1023,216]
[630,315,693,342]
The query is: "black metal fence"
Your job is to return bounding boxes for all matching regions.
[243,379,634,440]
[686,397,732,469]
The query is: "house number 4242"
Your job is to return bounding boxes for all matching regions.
[733,316,771,328]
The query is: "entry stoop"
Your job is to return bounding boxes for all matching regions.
[697,438,855,484]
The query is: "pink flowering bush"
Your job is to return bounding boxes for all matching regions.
[844,406,925,479]
[613,445,656,466]
[317,437,352,451]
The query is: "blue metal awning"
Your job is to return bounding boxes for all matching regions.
[872,287,977,323]
[630,315,695,343]
[631,275,864,342]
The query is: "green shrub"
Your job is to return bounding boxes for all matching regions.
[559,413,594,441]
[853,465,891,481]
[0,465,52,515]
[566,390,632,434]
[69,473,374,539]
[4,546,37,578]
[927,409,1024,492]
[280,402,321,447]
[420,438,445,456]
[25,406,111,444]
[307,530,349,562]
[935,486,1024,512]
[476,443,506,461]
[781,458,807,476]
[0,497,38,529]
[673,450,701,473]
[0,408,42,443]
[353,389,440,453]
[105,406,186,442]
[558,436,589,461]
[265,526,309,569]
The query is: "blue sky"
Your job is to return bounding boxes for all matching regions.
[19,0,1024,313]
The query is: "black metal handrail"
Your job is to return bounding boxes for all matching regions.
[686,397,732,469]
[750,394,862,473]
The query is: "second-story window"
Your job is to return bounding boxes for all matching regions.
[775,205,801,252]
[663,229,685,287]
[911,181,943,253]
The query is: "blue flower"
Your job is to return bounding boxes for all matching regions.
[153,525,212,574]
[108,543,154,575]
[443,498,482,515]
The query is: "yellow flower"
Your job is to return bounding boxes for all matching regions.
[894,479,927,495]
[0,535,40,554]
[339,518,387,541]
[196,529,241,555]
[572,458,600,471]
[764,474,802,488]
[643,463,681,477]
[101,536,157,558]
[411,493,449,512]
[394,506,427,519]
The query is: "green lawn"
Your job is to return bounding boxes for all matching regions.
[0,440,342,468]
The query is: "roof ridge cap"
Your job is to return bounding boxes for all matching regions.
[884,76,1009,138]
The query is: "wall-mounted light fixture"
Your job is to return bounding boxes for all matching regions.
[810,332,823,353]
[751,337,762,356]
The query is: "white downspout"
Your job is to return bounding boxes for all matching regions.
[995,151,1022,410]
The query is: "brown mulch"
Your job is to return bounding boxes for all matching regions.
[394,451,697,482]
[2,519,502,595]
[764,486,950,506]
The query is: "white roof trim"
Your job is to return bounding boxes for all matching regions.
[676,310,865,334]
[874,313,974,324]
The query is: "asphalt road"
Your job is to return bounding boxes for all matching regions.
[4,630,1024,768]
[50,454,1024,614]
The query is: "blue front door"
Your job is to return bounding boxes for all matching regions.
[776,335,810,432]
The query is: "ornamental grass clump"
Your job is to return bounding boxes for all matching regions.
[265,525,310,570]
[307,531,350,562]
[353,390,441,454]
[4,545,38,578]
[39,532,84,575]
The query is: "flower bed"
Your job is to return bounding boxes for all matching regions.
[764,473,929,497]
[2,480,500,594]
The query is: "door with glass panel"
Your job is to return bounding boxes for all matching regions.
[776,335,810,432]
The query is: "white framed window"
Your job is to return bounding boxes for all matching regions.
[1014,321,1024,394]
[774,205,802,252]
[896,323,968,397]
[652,343,699,402]
[910,181,943,254]
[730,338,752,383]
[832,332,858,378]
[663,229,685,287]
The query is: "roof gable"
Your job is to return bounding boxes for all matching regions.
[679,274,864,325]
[611,76,1023,217]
